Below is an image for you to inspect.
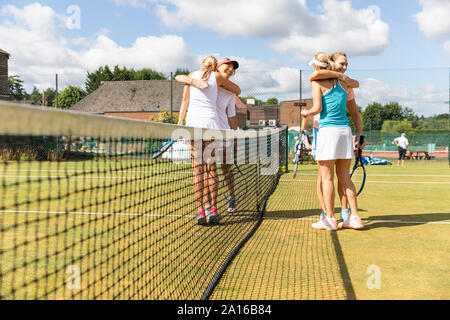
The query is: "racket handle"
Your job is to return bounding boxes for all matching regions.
[359,135,365,147]
[301,118,307,131]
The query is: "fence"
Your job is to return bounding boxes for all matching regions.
[4,67,450,163]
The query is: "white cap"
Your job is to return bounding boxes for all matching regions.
[309,58,328,68]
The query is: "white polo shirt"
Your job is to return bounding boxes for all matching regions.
[394,136,409,149]
[216,88,236,130]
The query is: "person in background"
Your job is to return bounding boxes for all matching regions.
[393,133,409,166]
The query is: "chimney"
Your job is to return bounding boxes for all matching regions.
[0,49,10,101]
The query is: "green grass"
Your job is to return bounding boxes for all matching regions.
[211,160,450,300]
[0,159,264,300]
[1,158,449,300]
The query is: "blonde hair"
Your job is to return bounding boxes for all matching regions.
[314,52,336,71]
[330,51,347,62]
[200,56,218,80]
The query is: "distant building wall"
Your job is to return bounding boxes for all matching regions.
[279,99,313,127]
[0,52,9,100]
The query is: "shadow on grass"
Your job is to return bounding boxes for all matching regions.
[263,208,358,300]
[264,208,367,220]
[362,213,450,230]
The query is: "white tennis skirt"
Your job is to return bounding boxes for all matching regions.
[185,117,219,129]
[315,126,354,161]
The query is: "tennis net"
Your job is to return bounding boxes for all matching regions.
[0,102,287,300]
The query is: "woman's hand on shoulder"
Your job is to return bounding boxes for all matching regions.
[338,74,359,88]
[192,79,208,89]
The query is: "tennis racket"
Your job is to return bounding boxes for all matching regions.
[293,119,307,179]
[350,147,366,196]
[152,138,175,159]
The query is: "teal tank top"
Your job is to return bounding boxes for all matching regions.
[319,81,349,128]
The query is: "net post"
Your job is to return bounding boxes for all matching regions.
[256,131,261,212]
[284,126,289,173]
[170,72,173,123]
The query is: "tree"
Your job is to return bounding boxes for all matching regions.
[30,86,41,104]
[381,102,403,121]
[265,97,279,105]
[362,102,383,130]
[174,68,190,78]
[57,86,86,109]
[85,65,114,94]
[433,113,449,121]
[44,88,57,106]
[135,68,167,81]
[85,65,168,94]
[112,65,135,81]
[8,75,27,100]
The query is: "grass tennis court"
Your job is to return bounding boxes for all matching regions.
[212,160,450,300]
[0,159,268,300]
[1,155,449,299]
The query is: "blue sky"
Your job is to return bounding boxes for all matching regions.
[1,0,449,115]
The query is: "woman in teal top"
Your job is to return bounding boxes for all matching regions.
[301,52,364,231]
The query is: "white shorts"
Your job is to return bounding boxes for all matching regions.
[315,126,354,161]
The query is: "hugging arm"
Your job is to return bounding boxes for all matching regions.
[310,70,359,88]
[216,72,241,95]
[175,73,208,90]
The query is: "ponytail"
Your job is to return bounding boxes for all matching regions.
[200,56,218,81]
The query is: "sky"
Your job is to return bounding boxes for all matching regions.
[0,0,449,116]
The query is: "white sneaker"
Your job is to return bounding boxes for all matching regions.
[339,215,364,230]
[312,216,338,231]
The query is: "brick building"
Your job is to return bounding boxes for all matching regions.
[279,99,313,127]
[0,49,10,101]
[249,105,280,125]
[235,99,314,128]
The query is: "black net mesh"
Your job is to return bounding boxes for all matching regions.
[0,102,287,300]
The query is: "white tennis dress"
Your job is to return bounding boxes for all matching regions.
[185,71,220,129]
[315,81,353,161]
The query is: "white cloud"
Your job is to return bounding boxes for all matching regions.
[356,78,448,117]
[153,0,390,60]
[78,34,198,72]
[0,2,199,90]
[413,0,450,39]
[413,0,450,57]
[272,1,390,60]
[114,0,149,9]
[0,2,305,100]
[155,0,314,37]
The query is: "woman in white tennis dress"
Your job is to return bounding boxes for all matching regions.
[176,56,241,225]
